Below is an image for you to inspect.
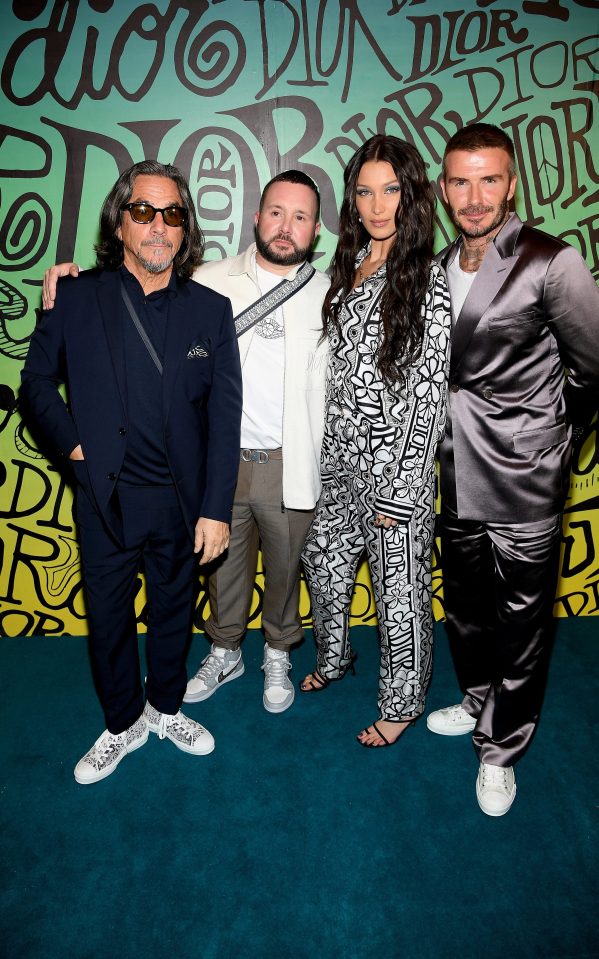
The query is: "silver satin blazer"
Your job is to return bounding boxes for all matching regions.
[436,214,599,523]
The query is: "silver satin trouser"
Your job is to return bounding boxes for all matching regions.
[441,505,562,766]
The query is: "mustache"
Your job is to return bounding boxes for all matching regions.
[270,232,295,244]
[140,238,173,249]
[458,205,494,216]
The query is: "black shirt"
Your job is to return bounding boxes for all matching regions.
[118,266,177,486]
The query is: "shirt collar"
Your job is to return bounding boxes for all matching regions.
[120,264,179,300]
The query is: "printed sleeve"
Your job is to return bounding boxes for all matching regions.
[374,266,452,522]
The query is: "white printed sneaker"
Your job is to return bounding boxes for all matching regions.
[476,761,517,817]
[426,704,477,736]
[262,643,294,714]
[183,644,244,703]
[74,716,148,785]
[144,703,215,755]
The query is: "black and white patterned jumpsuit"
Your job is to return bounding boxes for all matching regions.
[302,250,452,721]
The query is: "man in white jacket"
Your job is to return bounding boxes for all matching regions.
[43,170,329,714]
[187,171,329,713]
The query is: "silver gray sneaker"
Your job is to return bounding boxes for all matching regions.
[74,715,148,785]
[143,703,215,755]
[183,644,244,703]
[262,643,294,714]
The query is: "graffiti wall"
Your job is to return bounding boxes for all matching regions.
[0,0,598,636]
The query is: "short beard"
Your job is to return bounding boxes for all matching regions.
[138,241,174,274]
[255,230,312,267]
[453,196,510,240]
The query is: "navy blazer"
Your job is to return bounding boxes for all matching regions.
[20,268,242,544]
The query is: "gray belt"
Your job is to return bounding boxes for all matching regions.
[240,448,282,463]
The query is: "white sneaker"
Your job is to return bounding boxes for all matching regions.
[74,716,148,785]
[262,644,294,714]
[144,703,215,755]
[476,762,516,817]
[183,644,244,703]
[426,703,477,736]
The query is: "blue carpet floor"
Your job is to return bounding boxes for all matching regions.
[1,620,598,959]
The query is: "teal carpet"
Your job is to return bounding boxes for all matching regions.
[1,620,598,959]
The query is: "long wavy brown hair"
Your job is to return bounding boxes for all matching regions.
[324,135,435,388]
[95,160,204,279]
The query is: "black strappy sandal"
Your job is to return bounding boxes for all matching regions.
[299,655,357,693]
[357,719,414,748]
[299,669,330,692]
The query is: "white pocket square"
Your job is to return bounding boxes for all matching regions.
[187,345,209,358]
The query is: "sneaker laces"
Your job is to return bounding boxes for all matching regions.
[197,651,228,684]
[157,713,169,740]
[447,704,466,720]
[166,710,198,742]
[441,704,473,725]
[481,764,510,789]
[263,655,290,688]
[92,731,122,759]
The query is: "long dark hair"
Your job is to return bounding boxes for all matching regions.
[324,135,435,388]
[95,160,204,279]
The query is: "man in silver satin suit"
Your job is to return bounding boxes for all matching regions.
[426,123,599,816]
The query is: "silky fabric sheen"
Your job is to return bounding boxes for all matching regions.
[441,505,561,766]
[437,214,599,524]
[435,213,599,769]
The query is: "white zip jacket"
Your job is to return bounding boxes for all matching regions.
[193,244,330,510]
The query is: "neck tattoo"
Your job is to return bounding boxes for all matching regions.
[459,240,491,272]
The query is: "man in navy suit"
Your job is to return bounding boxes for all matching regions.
[21,161,242,785]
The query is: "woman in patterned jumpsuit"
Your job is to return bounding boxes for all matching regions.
[301,135,452,747]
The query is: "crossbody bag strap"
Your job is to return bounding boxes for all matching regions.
[120,281,163,376]
[234,260,315,339]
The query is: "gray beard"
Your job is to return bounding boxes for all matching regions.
[138,248,174,274]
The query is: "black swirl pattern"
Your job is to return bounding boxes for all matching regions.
[302,254,452,720]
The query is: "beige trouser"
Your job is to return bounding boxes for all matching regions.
[204,450,314,652]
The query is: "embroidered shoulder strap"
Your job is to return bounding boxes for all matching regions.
[234,260,315,339]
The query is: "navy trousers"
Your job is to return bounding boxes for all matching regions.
[76,484,197,734]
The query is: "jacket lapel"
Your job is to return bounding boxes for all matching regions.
[448,215,522,377]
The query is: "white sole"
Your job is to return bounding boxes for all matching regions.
[74,728,149,785]
[263,690,295,714]
[146,723,215,756]
[426,716,476,736]
[476,783,517,817]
